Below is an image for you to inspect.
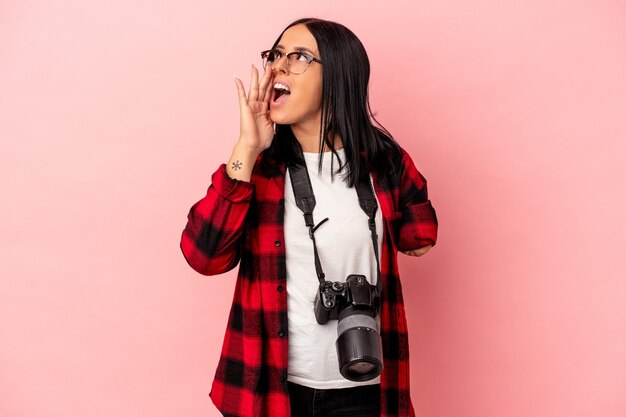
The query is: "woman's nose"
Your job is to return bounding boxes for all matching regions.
[272,55,289,74]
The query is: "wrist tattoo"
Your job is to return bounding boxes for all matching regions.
[232,160,243,171]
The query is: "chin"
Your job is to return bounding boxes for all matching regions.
[269,109,292,125]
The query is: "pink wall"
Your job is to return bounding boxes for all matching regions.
[1,1,625,416]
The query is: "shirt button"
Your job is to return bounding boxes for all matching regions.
[278,199,284,206]
[280,375,286,383]
[274,240,281,247]
[278,330,285,337]
[277,285,284,292]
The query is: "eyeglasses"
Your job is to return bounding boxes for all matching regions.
[260,49,322,75]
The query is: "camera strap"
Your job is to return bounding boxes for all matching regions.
[288,154,382,294]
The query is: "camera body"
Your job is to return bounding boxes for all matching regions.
[314,274,381,325]
[313,274,384,381]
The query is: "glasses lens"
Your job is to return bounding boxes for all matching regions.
[288,53,308,74]
[261,50,274,69]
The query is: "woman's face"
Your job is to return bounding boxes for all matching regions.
[269,24,323,127]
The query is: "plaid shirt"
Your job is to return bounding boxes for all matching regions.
[180,146,438,417]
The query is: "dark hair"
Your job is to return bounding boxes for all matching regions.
[262,17,403,186]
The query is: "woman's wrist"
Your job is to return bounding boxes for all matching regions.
[226,141,261,182]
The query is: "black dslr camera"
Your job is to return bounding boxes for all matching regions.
[313,274,383,381]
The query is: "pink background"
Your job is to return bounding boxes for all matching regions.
[1,1,625,416]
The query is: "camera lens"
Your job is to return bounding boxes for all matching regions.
[336,311,383,381]
[348,361,376,374]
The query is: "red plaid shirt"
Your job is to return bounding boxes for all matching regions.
[180,146,438,417]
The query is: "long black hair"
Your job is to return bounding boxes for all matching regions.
[263,17,403,186]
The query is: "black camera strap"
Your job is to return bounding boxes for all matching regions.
[288,156,382,294]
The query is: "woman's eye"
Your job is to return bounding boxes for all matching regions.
[295,53,309,61]
[268,51,281,61]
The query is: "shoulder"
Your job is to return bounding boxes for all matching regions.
[246,150,287,201]
[373,141,429,204]
[398,146,428,189]
[391,144,424,178]
[396,146,413,169]
[373,141,409,183]
[251,150,286,179]
[357,130,396,180]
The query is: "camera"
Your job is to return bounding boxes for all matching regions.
[314,274,383,381]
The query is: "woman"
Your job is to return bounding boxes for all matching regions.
[180,17,438,417]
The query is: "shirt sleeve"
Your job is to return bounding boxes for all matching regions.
[396,148,438,251]
[179,163,255,275]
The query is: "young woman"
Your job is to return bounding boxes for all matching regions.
[180,17,438,417]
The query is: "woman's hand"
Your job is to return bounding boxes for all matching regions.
[401,245,433,257]
[234,63,275,153]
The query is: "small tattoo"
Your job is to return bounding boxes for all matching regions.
[232,160,243,171]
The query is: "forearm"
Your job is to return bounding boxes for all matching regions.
[396,148,438,252]
[180,161,255,275]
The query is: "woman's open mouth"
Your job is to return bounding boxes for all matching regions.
[271,82,291,106]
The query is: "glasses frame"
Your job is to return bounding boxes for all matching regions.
[260,49,322,75]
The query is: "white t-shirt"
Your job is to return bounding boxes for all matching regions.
[284,147,383,389]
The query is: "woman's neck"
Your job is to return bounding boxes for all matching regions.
[291,122,342,153]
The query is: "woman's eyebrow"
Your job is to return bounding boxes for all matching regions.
[275,45,318,55]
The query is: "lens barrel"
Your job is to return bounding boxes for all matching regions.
[335,310,383,381]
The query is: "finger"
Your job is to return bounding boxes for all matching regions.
[262,75,274,104]
[234,77,247,109]
[258,64,270,102]
[264,70,275,103]
[248,64,260,102]
[261,74,273,104]
[259,63,274,103]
